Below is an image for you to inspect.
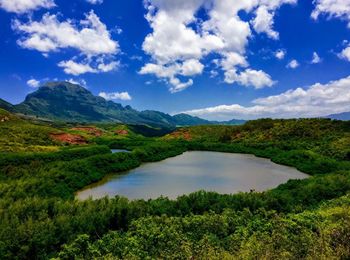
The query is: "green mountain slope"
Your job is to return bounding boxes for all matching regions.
[172,113,212,126]
[4,81,244,127]
[0,98,14,112]
[328,112,350,121]
[15,82,138,123]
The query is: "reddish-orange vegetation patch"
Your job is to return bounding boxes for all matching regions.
[71,127,103,137]
[167,130,192,140]
[50,133,87,144]
[115,129,129,135]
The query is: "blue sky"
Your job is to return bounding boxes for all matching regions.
[0,0,350,120]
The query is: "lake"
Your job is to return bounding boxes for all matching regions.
[76,151,309,200]
[111,149,130,153]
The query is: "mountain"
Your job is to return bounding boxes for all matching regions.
[171,114,246,126]
[4,81,245,127]
[0,98,14,112]
[327,112,350,121]
[172,113,212,126]
[221,118,247,125]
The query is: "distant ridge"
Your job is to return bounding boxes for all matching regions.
[0,81,245,127]
[0,98,14,112]
[327,112,350,121]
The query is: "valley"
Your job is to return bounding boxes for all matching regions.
[0,101,350,258]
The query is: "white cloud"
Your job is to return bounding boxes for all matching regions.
[66,78,87,87]
[0,0,55,14]
[252,6,279,39]
[27,78,40,88]
[210,70,219,78]
[140,0,295,92]
[13,10,120,75]
[180,59,204,76]
[286,59,299,69]
[86,0,103,4]
[169,78,193,93]
[99,91,132,101]
[58,59,118,76]
[312,0,350,28]
[14,11,118,55]
[97,61,119,72]
[58,60,96,75]
[183,75,350,120]
[340,45,350,61]
[311,52,322,64]
[139,59,203,92]
[224,69,276,89]
[275,49,286,59]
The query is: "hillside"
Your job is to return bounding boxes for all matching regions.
[172,113,212,126]
[165,118,350,160]
[1,81,244,127]
[14,82,167,126]
[328,112,350,121]
[0,98,14,112]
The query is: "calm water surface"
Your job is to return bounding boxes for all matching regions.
[111,149,130,153]
[76,151,308,200]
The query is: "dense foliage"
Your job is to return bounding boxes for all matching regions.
[0,115,349,259]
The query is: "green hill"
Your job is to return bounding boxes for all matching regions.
[15,82,153,125]
[0,98,14,112]
[328,111,350,121]
[2,81,244,127]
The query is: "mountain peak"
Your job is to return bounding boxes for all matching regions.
[3,81,245,127]
[34,81,91,95]
[16,81,126,122]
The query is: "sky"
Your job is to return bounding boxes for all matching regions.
[0,0,350,120]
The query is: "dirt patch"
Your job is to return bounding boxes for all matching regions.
[0,116,9,123]
[71,127,103,137]
[115,129,129,135]
[50,133,87,144]
[168,130,192,140]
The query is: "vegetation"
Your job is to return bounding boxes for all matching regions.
[0,111,349,259]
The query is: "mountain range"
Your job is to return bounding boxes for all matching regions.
[327,112,350,121]
[0,82,245,128]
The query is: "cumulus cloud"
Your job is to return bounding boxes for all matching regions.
[339,45,350,61]
[139,59,203,92]
[0,0,55,14]
[27,78,40,88]
[99,91,132,101]
[312,0,350,28]
[97,61,120,72]
[14,11,118,55]
[86,0,103,4]
[58,60,96,75]
[58,59,118,76]
[286,59,299,69]
[140,0,295,92]
[66,78,87,87]
[275,49,286,59]
[13,10,120,75]
[311,52,322,64]
[183,75,350,120]
[224,69,276,89]
[252,6,279,40]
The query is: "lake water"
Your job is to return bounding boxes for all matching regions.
[76,151,309,200]
[111,149,130,153]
